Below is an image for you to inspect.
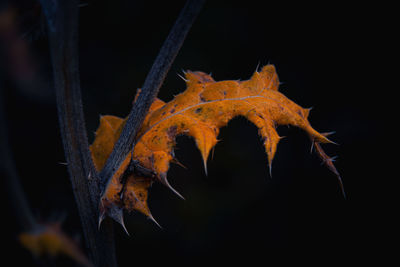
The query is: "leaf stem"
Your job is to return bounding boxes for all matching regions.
[99,0,205,192]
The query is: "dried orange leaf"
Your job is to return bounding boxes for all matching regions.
[91,64,342,228]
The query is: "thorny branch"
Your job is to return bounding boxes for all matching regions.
[99,0,205,193]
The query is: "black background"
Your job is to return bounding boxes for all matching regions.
[1,0,392,266]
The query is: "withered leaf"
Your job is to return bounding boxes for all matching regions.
[90,65,343,229]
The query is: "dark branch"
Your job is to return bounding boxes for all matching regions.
[99,0,205,191]
[40,1,117,266]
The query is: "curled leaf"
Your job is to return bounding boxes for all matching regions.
[90,64,342,228]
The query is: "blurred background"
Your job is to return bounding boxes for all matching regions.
[0,0,390,266]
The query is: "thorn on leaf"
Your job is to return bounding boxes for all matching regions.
[159,173,185,200]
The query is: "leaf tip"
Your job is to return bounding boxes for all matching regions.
[98,212,105,230]
[99,199,130,235]
[171,156,187,169]
[159,173,185,200]
[177,73,188,82]
[202,157,208,176]
[268,160,273,178]
[313,142,345,198]
[111,208,130,236]
[120,220,130,236]
[98,199,106,230]
[336,175,346,199]
[148,213,162,229]
[321,132,339,145]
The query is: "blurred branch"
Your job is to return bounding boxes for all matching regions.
[0,82,37,232]
[99,0,205,192]
[1,83,93,267]
[39,1,117,266]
